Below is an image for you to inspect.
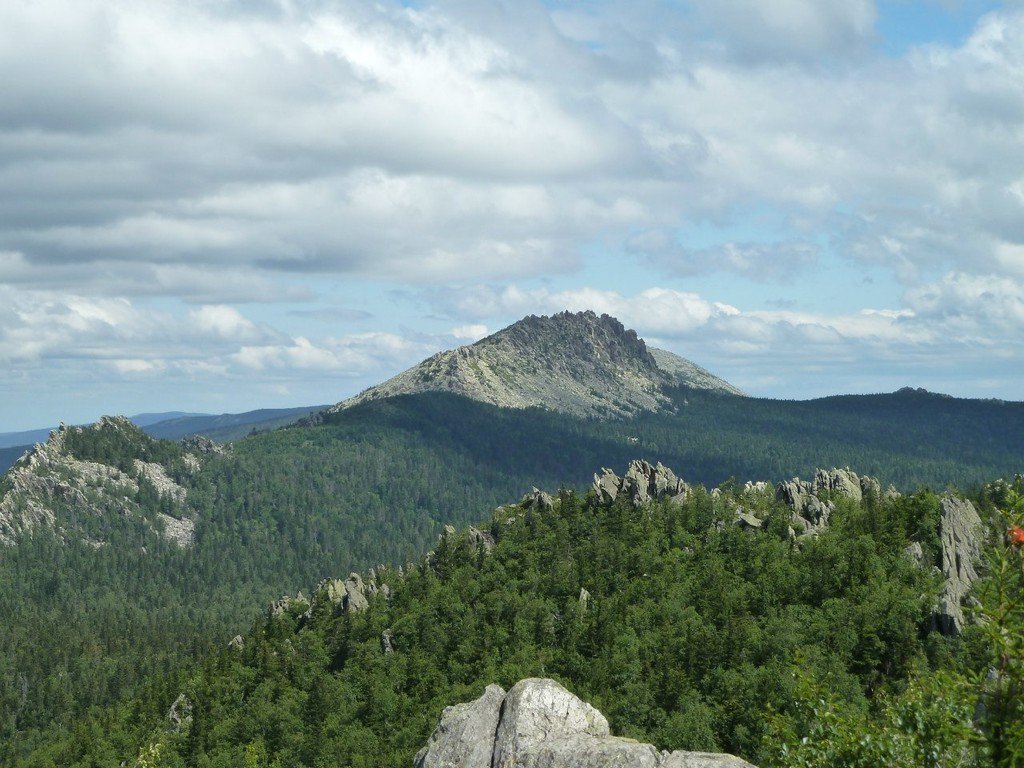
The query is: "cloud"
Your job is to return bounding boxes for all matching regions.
[690,0,877,62]
[450,324,490,340]
[626,230,820,280]
[0,289,430,383]
[1,0,1023,299]
[2,0,1024,418]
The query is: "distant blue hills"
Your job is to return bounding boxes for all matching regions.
[0,405,326,472]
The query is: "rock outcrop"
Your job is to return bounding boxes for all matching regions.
[776,468,880,537]
[935,495,984,635]
[0,418,197,547]
[329,311,743,420]
[592,460,690,506]
[415,678,755,768]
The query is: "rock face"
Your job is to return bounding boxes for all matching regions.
[330,311,743,420]
[593,460,690,506]
[0,417,198,547]
[935,495,984,635]
[415,679,755,768]
[776,468,879,537]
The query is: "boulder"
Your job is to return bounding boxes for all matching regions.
[592,469,620,504]
[414,683,506,768]
[522,488,555,513]
[415,678,756,768]
[343,573,369,613]
[468,526,497,552]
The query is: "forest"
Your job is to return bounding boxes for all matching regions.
[1,387,1023,764]
[13,474,1024,767]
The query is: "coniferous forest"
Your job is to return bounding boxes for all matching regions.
[1,387,1023,765]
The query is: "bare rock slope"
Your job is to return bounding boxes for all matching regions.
[331,311,742,419]
[415,678,755,768]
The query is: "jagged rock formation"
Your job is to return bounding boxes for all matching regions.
[414,678,755,768]
[935,495,984,635]
[0,417,198,547]
[776,468,880,537]
[592,460,690,506]
[268,568,395,624]
[330,311,742,419]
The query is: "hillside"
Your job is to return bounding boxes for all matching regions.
[0,405,327,474]
[331,310,742,418]
[21,464,1019,767]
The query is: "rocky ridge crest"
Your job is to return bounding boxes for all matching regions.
[0,417,199,547]
[330,311,742,419]
[414,678,755,768]
[261,462,986,652]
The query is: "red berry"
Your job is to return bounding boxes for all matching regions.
[1009,526,1024,547]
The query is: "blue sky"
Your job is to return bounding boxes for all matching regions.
[1,0,1023,430]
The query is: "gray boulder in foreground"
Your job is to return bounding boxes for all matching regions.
[415,678,755,768]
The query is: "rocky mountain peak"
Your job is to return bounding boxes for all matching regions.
[330,311,742,419]
[482,310,656,368]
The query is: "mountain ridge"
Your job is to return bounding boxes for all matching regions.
[330,310,743,419]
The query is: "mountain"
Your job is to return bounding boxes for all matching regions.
[3,312,1024,762]
[0,405,327,474]
[0,412,206,449]
[0,416,199,547]
[139,404,327,442]
[331,310,743,418]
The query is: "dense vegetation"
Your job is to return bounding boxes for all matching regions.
[1,387,1023,763]
[17,479,1022,767]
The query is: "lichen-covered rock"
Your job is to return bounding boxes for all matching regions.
[414,683,506,768]
[467,526,496,552]
[521,488,554,513]
[416,679,756,768]
[168,692,193,731]
[179,435,222,455]
[735,510,764,531]
[592,469,620,504]
[493,678,611,768]
[343,573,369,613]
[935,495,984,635]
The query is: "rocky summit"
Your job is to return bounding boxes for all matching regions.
[0,416,199,548]
[330,311,743,419]
[414,678,755,768]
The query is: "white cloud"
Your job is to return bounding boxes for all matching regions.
[2,0,1024,417]
[450,324,489,340]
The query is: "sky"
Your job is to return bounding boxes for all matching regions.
[2,0,1023,430]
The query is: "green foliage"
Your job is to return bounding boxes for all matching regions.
[764,665,984,768]
[22,486,958,767]
[972,478,1024,767]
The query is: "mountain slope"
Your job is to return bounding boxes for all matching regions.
[29,467,1002,768]
[331,311,742,418]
